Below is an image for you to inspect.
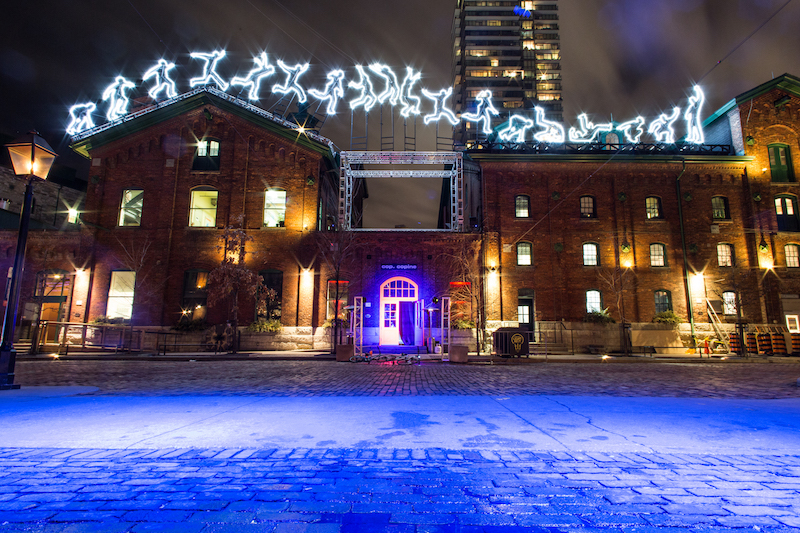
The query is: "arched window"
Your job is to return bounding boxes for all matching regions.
[516,242,532,266]
[722,291,737,315]
[189,187,218,227]
[768,144,794,182]
[775,195,800,232]
[711,196,730,220]
[579,195,596,218]
[586,290,602,313]
[192,138,221,171]
[645,196,663,219]
[515,195,530,218]
[582,242,599,266]
[263,189,287,227]
[650,243,667,267]
[717,243,734,267]
[786,244,800,268]
[118,189,143,226]
[654,290,672,314]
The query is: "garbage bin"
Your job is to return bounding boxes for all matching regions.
[493,327,529,357]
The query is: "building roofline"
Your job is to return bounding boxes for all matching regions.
[467,152,753,164]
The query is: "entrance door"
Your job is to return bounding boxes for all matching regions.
[518,298,534,332]
[379,277,418,345]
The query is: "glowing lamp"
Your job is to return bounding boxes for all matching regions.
[6,132,57,180]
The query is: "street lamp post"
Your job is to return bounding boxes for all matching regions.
[0,132,57,389]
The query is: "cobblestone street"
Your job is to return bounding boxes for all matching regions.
[0,360,798,532]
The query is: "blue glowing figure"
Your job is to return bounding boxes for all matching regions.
[398,67,422,117]
[568,113,613,143]
[272,60,309,103]
[533,107,565,143]
[230,52,275,100]
[309,69,346,114]
[615,116,646,144]
[648,107,681,144]
[513,5,532,17]
[190,51,229,91]
[498,115,535,143]
[461,90,499,135]
[348,65,378,112]
[66,103,97,135]
[684,85,705,144]
[102,76,136,122]
[369,64,401,105]
[143,59,177,100]
[422,88,459,126]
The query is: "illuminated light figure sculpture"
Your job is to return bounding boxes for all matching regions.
[190,50,229,90]
[684,85,705,144]
[348,65,378,112]
[102,76,136,122]
[272,60,309,103]
[615,116,646,144]
[461,90,499,135]
[421,88,459,126]
[143,59,177,100]
[513,5,532,17]
[532,106,565,143]
[369,64,401,106]
[66,103,97,135]
[568,113,613,143]
[230,52,275,100]
[309,69,345,114]
[648,107,681,144]
[498,115,535,143]
[398,67,422,117]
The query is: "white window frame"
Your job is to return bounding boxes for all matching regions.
[582,243,599,266]
[650,243,666,267]
[189,188,218,228]
[717,243,733,267]
[517,242,532,266]
[107,271,136,319]
[786,244,800,268]
[263,189,287,228]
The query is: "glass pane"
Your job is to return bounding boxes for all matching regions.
[197,141,208,157]
[776,198,784,215]
[209,141,219,157]
[515,196,529,217]
[517,243,532,265]
[107,271,136,319]
[779,147,787,166]
[189,190,218,227]
[586,291,601,313]
[787,245,799,268]
[787,199,795,216]
[264,189,287,227]
[119,189,143,226]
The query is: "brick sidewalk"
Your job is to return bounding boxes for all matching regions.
[0,447,798,532]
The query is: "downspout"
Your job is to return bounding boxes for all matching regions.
[675,158,695,347]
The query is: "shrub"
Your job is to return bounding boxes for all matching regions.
[652,310,683,326]
[171,318,208,332]
[247,318,282,333]
[91,316,129,325]
[452,318,476,330]
[584,309,615,324]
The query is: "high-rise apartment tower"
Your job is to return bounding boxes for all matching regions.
[451,0,562,144]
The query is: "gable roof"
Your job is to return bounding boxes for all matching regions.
[705,73,800,126]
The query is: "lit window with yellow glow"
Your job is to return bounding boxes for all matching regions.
[263,189,287,228]
[189,188,218,227]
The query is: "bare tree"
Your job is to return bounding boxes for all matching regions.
[597,267,633,354]
[315,230,360,351]
[439,239,484,353]
[112,234,162,350]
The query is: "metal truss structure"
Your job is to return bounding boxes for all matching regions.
[339,151,464,231]
[464,141,734,156]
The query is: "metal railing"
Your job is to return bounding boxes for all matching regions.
[34,321,146,354]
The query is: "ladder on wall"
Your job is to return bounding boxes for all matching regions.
[441,297,451,361]
[353,296,364,357]
[705,298,730,353]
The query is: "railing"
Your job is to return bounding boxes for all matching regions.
[34,321,147,354]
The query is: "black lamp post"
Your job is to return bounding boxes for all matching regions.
[0,132,57,389]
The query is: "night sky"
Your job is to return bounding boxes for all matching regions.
[2,0,799,227]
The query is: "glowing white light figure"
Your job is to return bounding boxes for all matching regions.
[684,85,705,144]
[461,90,499,135]
[190,50,228,90]
[498,115,534,143]
[348,65,378,112]
[648,107,681,144]
[532,106,565,143]
[615,116,645,144]
[568,113,613,143]
[102,76,136,122]
[398,67,422,117]
[422,88,459,126]
[369,63,401,106]
[308,69,345,114]
[272,60,309,103]
[66,103,97,135]
[230,52,275,100]
[143,59,177,100]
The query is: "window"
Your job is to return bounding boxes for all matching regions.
[515,195,530,218]
[586,290,602,313]
[775,195,800,232]
[717,243,734,267]
[722,291,737,315]
[67,208,79,224]
[582,243,599,266]
[517,242,532,265]
[193,139,220,171]
[118,189,143,226]
[107,271,135,319]
[182,270,208,320]
[654,290,672,314]
[580,196,596,218]
[264,189,287,227]
[645,196,663,219]
[517,305,530,324]
[711,196,729,220]
[327,280,349,320]
[768,144,794,182]
[189,188,218,227]
[786,244,800,268]
[258,270,283,320]
[650,243,667,267]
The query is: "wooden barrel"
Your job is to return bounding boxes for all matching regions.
[746,333,758,355]
[757,333,772,355]
[791,333,800,355]
[728,332,741,354]
[771,333,787,355]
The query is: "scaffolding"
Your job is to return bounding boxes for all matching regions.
[352,296,364,357]
[440,296,451,361]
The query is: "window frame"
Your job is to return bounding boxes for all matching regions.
[650,243,667,267]
[106,270,136,320]
[654,289,672,314]
[786,244,800,268]
[516,242,532,266]
[515,195,530,218]
[582,242,599,266]
[775,195,800,232]
[722,291,737,316]
[181,269,209,320]
[188,187,219,228]
[586,289,603,314]
[768,143,794,183]
[192,139,221,171]
[717,243,734,267]
[118,188,144,227]
[579,195,596,219]
[711,196,730,220]
[263,188,287,228]
[645,196,663,220]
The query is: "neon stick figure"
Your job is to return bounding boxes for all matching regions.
[66,103,97,135]
[143,59,177,100]
[398,67,422,117]
[230,52,275,100]
[461,90,499,135]
[568,113,613,143]
[102,76,136,122]
[422,88,459,125]
[648,107,681,144]
[684,85,706,144]
[272,61,309,103]
[309,70,345,114]
[369,64,400,105]
[533,106,565,143]
[189,50,229,91]
[498,115,534,143]
[348,65,377,112]
[615,116,645,144]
